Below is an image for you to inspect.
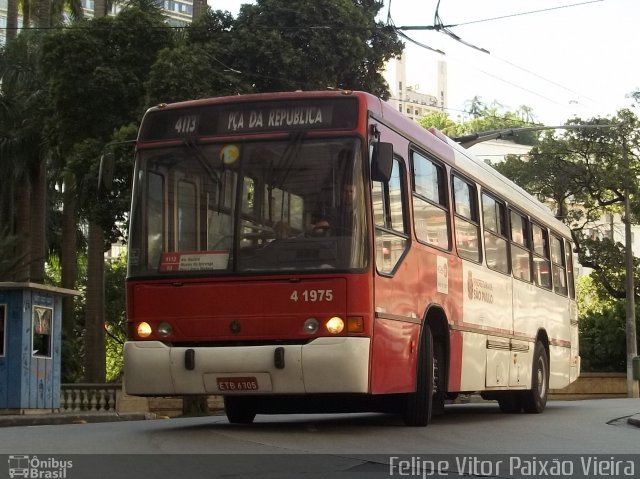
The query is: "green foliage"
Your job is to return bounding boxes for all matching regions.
[0,228,25,279]
[230,0,402,97]
[0,31,51,221]
[46,252,87,382]
[105,253,127,382]
[419,111,462,137]
[494,110,640,301]
[419,99,539,145]
[579,303,627,372]
[576,276,631,372]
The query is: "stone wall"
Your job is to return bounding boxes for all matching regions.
[549,373,627,400]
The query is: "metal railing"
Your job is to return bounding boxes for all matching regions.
[60,383,121,412]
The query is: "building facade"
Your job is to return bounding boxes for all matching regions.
[383,53,448,123]
[0,0,199,45]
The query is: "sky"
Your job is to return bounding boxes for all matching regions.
[206,0,640,125]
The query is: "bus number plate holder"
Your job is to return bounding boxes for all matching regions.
[204,373,272,393]
[217,377,258,391]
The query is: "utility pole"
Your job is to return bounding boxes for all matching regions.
[622,137,639,398]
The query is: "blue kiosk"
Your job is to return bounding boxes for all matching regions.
[0,282,78,414]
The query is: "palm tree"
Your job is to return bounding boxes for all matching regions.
[464,96,485,119]
[0,33,48,281]
[6,0,19,42]
[517,105,536,125]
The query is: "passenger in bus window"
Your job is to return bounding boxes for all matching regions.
[334,182,356,236]
[307,213,332,237]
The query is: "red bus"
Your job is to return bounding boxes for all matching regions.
[123,90,579,426]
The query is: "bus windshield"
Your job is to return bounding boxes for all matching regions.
[128,137,367,277]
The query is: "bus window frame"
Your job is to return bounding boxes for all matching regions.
[550,233,569,296]
[410,148,451,252]
[451,172,482,264]
[565,238,576,299]
[481,190,510,275]
[531,221,552,290]
[373,154,410,277]
[509,208,533,283]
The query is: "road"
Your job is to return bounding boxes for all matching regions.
[0,399,638,478]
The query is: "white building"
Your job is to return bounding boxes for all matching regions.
[383,53,447,123]
[0,0,198,45]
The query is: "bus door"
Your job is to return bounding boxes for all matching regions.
[476,191,514,388]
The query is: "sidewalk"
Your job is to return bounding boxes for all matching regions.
[1,406,639,428]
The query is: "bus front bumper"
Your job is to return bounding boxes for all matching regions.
[123,337,371,396]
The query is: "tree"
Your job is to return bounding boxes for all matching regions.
[576,275,640,372]
[419,111,462,137]
[42,4,174,381]
[0,31,51,282]
[419,99,540,146]
[492,111,640,372]
[496,112,640,300]
[464,96,484,119]
[145,9,246,105]
[6,0,19,43]
[229,0,403,97]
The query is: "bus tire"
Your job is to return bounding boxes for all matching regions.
[224,396,257,424]
[522,341,549,414]
[402,325,433,427]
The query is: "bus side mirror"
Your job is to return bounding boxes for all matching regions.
[98,152,114,192]
[371,142,393,183]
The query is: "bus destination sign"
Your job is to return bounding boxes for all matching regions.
[139,98,358,141]
[220,104,333,133]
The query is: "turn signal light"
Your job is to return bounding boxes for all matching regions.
[347,316,364,333]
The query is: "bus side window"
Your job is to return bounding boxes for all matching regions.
[481,192,509,274]
[531,222,552,289]
[412,150,450,250]
[551,234,568,295]
[452,175,480,262]
[565,239,576,299]
[373,157,409,274]
[510,210,532,282]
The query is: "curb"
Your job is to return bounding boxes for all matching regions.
[627,414,640,428]
[0,412,157,428]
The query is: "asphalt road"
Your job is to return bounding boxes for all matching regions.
[0,399,638,479]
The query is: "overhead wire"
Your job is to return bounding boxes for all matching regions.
[387,0,605,116]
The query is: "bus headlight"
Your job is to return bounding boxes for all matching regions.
[303,318,320,334]
[325,317,345,334]
[137,322,152,338]
[157,322,173,337]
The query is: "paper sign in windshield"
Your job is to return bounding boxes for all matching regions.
[159,251,229,272]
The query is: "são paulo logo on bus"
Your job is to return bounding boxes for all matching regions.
[467,271,494,304]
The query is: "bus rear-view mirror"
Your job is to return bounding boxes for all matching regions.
[371,142,393,183]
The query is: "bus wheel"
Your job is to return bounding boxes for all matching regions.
[522,341,549,414]
[224,396,257,424]
[402,325,433,426]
